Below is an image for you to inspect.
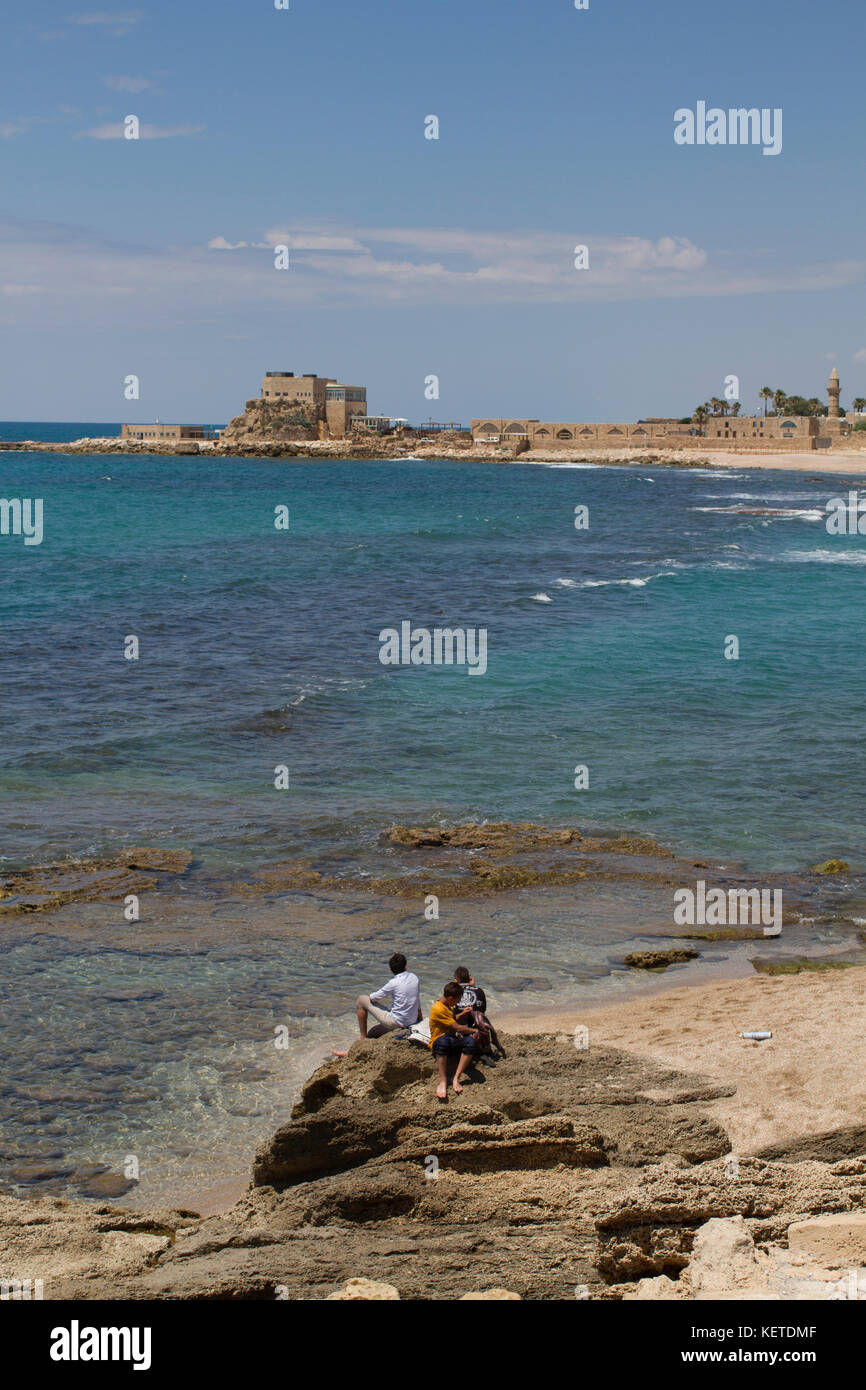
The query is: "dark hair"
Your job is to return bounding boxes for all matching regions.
[389,953,407,975]
[444,982,462,1000]
[453,966,471,983]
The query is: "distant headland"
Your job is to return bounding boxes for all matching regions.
[2,366,865,466]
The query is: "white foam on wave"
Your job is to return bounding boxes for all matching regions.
[530,592,553,602]
[524,460,605,470]
[578,571,677,589]
[691,505,823,521]
[288,676,370,706]
[684,470,749,479]
[775,548,866,565]
[705,492,827,502]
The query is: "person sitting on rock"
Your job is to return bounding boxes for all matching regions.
[430,981,480,1099]
[453,965,482,1013]
[453,966,505,1062]
[356,953,421,1039]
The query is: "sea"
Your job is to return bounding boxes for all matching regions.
[2,429,865,1208]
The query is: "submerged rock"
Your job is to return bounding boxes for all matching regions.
[624,949,699,970]
[120,848,192,874]
[388,823,583,851]
[0,847,191,916]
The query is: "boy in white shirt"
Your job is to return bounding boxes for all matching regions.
[356,953,422,1038]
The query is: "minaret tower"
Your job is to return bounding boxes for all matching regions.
[828,367,841,418]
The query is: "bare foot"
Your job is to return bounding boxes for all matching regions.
[452,1079,463,1094]
[331,1050,348,1057]
[436,1081,447,1101]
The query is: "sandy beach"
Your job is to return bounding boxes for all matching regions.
[691,449,866,475]
[501,964,866,1158]
[522,446,866,474]
[192,963,866,1216]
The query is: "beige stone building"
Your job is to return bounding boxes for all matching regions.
[472,370,861,453]
[121,423,219,441]
[261,372,366,437]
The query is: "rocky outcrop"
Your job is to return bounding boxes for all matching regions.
[388,823,583,851]
[0,848,191,916]
[3,1035,866,1299]
[219,398,317,445]
[625,1213,866,1300]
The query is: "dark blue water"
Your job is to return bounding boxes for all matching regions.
[2,449,864,872]
[0,422,122,443]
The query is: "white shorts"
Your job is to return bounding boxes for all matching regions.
[357,996,401,1030]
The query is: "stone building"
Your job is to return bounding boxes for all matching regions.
[121,423,219,442]
[261,372,367,437]
[471,371,859,453]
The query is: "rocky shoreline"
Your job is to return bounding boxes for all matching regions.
[3,827,865,1297]
[3,1026,866,1299]
[0,435,710,466]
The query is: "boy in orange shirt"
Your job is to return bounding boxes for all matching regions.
[429,982,480,1100]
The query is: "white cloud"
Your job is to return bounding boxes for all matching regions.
[853,348,866,364]
[0,215,862,336]
[261,231,368,253]
[81,122,205,140]
[68,11,143,33]
[103,76,159,93]
[0,117,47,139]
[216,222,862,306]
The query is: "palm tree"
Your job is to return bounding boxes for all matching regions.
[853,397,866,414]
[773,389,788,416]
[759,386,773,418]
[693,405,709,433]
[730,401,741,417]
[709,396,724,417]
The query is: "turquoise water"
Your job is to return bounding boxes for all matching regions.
[2,449,864,872]
[3,444,866,1207]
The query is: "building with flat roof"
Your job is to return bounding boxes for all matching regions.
[121,423,220,442]
[261,371,366,437]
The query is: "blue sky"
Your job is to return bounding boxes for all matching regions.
[1,0,864,423]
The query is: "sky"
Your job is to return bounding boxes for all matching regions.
[1,0,864,424]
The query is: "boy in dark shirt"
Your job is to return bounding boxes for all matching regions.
[452,966,504,1060]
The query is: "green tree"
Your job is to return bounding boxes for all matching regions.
[759,386,774,418]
